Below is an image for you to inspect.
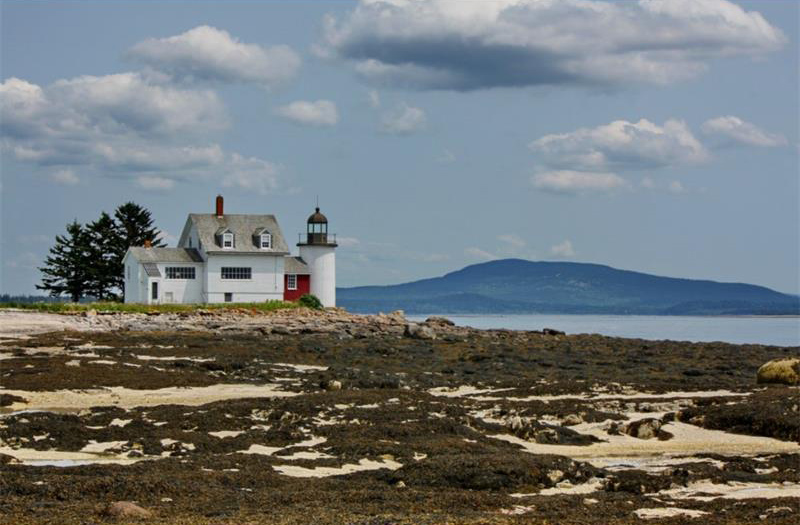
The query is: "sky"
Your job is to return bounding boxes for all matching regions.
[1,0,798,295]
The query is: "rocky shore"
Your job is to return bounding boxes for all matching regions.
[0,308,798,524]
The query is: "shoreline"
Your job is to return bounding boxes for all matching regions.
[0,308,798,524]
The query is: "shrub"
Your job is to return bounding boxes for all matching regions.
[298,294,323,309]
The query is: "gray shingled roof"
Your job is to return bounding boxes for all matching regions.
[128,247,204,263]
[284,256,309,275]
[185,214,289,254]
[142,263,161,277]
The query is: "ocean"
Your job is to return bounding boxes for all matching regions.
[407,314,800,347]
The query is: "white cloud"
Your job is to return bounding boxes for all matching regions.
[465,247,497,261]
[275,100,339,127]
[531,119,708,171]
[136,176,175,191]
[550,240,575,258]
[367,90,381,108]
[437,149,456,163]
[337,236,361,248]
[381,103,426,134]
[702,115,787,147]
[50,169,79,185]
[668,180,686,194]
[0,76,285,194]
[532,170,626,194]
[128,25,300,86]
[498,233,526,249]
[321,0,785,90]
[221,154,281,195]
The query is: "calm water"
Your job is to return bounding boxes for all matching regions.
[407,314,800,347]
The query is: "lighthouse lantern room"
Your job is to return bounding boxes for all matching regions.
[298,207,338,307]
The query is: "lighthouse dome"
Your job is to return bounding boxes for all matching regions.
[307,207,327,224]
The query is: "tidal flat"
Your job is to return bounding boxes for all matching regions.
[0,309,798,524]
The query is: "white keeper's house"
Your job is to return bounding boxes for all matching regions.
[123,196,338,306]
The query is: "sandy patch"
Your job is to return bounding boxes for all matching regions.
[81,440,128,453]
[491,421,800,461]
[208,430,245,439]
[475,389,749,403]
[135,355,215,363]
[634,508,709,519]
[428,385,514,398]
[272,457,402,478]
[276,450,334,460]
[0,383,298,412]
[0,311,79,339]
[270,362,329,372]
[239,444,283,456]
[109,418,131,427]
[0,445,145,466]
[655,480,800,501]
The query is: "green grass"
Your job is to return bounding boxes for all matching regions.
[0,300,302,315]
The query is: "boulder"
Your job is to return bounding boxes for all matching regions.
[425,316,455,327]
[102,501,152,519]
[623,418,663,440]
[561,414,583,426]
[405,323,436,340]
[542,328,565,336]
[757,358,800,386]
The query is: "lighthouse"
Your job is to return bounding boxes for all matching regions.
[298,207,337,307]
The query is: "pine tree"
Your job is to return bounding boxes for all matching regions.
[36,220,91,302]
[86,212,119,300]
[111,202,165,296]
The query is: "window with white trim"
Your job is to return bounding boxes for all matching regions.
[166,267,196,279]
[287,274,297,290]
[260,233,272,249]
[221,267,251,280]
[222,232,234,249]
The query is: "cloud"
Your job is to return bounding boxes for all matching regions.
[367,90,381,108]
[136,176,175,191]
[275,100,339,127]
[381,103,426,134]
[0,76,285,194]
[337,236,361,248]
[465,247,497,261]
[550,240,575,258]
[532,170,626,194]
[702,115,787,147]
[498,233,526,249]
[437,149,456,163]
[128,25,300,86]
[668,180,686,194]
[531,119,708,171]
[320,0,784,91]
[50,168,79,185]
[221,154,281,195]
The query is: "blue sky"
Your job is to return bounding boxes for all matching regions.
[1,0,798,295]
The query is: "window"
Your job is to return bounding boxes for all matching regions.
[287,274,297,290]
[127,265,131,279]
[188,238,193,248]
[260,233,272,249]
[221,267,251,280]
[222,232,234,249]
[224,293,233,303]
[151,281,158,300]
[166,267,195,279]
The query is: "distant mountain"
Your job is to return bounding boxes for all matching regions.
[337,259,800,315]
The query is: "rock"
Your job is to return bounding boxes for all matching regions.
[561,414,583,426]
[102,501,152,519]
[405,323,436,340]
[395,480,406,488]
[623,418,663,440]
[757,358,800,386]
[542,328,565,336]
[83,309,97,317]
[324,380,342,391]
[425,316,455,327]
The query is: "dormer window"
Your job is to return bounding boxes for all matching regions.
[260,233,272,249]
[222,232,234,249]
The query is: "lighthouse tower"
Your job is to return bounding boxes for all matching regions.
[298,207,337,307]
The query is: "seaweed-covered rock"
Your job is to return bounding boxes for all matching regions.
[388,453,598,491]
[757,358,800,386]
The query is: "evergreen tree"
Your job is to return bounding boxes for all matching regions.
[111,202,165,296]
[36,220,91,302]
[86,212,119,300]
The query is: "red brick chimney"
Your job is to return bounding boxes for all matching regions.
[216,195,224,217]
[144,239,152,248]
